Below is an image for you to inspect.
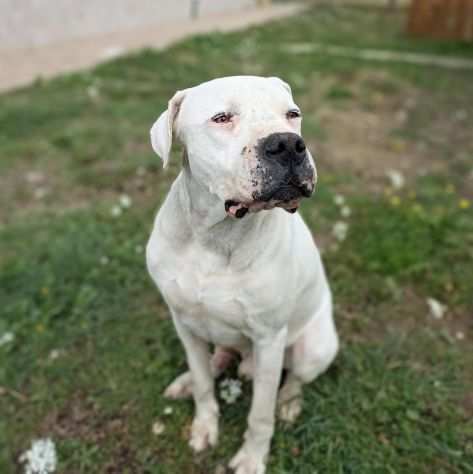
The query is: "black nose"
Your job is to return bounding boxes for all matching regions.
[262,132,307,167]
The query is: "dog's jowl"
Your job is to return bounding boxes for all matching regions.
[146,76,339,474]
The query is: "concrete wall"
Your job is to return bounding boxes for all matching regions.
[0,0,256,49]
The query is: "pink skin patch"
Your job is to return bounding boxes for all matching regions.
[226,202,248,218]
[212,347,239,372]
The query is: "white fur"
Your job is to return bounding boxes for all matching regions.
[147,76,338,474]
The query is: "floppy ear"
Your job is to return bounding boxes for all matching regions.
[150,89,187,167]
[267,76,292,96]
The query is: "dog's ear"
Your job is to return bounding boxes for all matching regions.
[267,76,292,96]
[150,89,187,168]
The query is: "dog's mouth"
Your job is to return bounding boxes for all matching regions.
[224,199,301,218]
[225,185,304,219]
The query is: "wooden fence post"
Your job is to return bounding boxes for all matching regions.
[190,0,200,19]
[408,0,473,41]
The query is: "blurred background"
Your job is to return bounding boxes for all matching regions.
[1,0,296,92]
[3,0,473,92]
[1,1,472,473]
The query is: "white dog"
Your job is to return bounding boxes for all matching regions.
[147,76,338,474]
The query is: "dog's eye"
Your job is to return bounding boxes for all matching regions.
[287,109,301,120]
[211,112,232,124]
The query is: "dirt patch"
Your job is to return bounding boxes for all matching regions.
[338,285,471,346]
[0,161,95,226]
[462,391,473,418]
[306,70,469,193]
[39,393,141,473]
[0,158,167,226]
[337,286,426,343]
[316,104,443,184]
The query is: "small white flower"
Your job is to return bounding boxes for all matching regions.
[34,187,49,200]
[395,109,408,124]
[101,46,124,60]
[426,298,447,320]
[386,169,405,190]
[152,420,165,435]
[25,171,45,184]
[163,406,173,416]
[0,332,14,346]
[219,378,242,404]
[456,331,465,341]
[119,194,132,208]
[19,438,57,474]
[87,85,100,100]
[100,256,109,265]
[214,465,227,474]
[0,332,14,347]
[405,97,417,109]
[454,109,468,121]
[340,206,351,218]
[136,166,146,177]
[111,205,122,217]
[332,221,349,242]
[333,194,345,206]
[48,349,63,361]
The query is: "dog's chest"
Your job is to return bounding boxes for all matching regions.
[154,241,299,344]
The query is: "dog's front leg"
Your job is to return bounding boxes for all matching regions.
[172,313,219,452]
[230,327,287,474]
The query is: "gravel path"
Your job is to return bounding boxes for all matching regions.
[0,3,304,93]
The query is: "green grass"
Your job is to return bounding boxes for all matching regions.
[1,4,473,473]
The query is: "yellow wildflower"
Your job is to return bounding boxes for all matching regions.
[389,138,407,153]
[459,199,470,209]
[390,196,401,207]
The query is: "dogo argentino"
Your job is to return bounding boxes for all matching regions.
[147,76,339,474]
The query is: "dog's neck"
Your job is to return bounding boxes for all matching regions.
[176,162,275,259]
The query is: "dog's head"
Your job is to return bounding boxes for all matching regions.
[150,76,316,218]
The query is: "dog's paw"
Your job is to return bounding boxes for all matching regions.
[189,414,218,452]
[277,381,302,423]
[164,372,193,399]
[229,446,266,474]
[278,396,302,423]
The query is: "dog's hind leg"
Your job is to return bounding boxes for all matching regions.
[164,346,238,399]
[278,296,338,423]
[237,348,253,380]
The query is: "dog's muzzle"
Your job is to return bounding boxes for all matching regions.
[225,133,315,219]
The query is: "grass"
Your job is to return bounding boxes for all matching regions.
[1,4,472,473]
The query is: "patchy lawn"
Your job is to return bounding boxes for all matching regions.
[1,4,472,473]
